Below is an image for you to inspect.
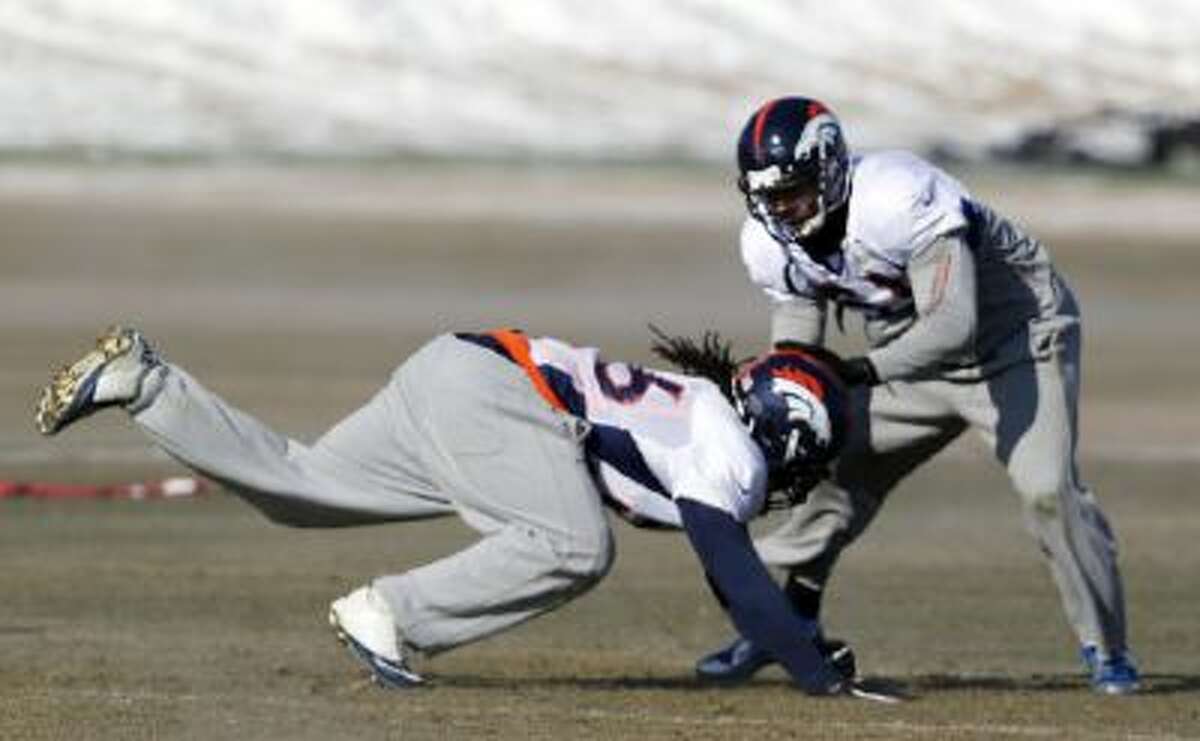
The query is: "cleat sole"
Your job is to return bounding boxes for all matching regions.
[36,327,136,436]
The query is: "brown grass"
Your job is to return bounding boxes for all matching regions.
[2,164,1197,739]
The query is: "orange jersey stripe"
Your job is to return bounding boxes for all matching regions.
[489,329,568,413]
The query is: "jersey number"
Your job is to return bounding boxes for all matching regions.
[594,362,683,404]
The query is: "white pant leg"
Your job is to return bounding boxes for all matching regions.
[134,364,454,527]
[755,381,965,585]
[372,337,614,655]
[965,325,1128,654]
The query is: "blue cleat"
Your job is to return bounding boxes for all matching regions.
[696,635,855,684]
[696,636,775,683]
[1082,644,1140,695]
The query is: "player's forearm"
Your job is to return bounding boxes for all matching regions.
[867,234,978,382]
[771,296,827,346]
[675,498,842,694]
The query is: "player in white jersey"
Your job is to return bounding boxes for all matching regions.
[694,97,1139,695]
[36,324,873,695]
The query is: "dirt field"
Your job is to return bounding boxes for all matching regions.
[1,163,1198,739]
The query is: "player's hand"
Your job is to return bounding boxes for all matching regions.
[820,638,856,680]
[839,356,880,387]
[806,639,907,702]
[843,679,907,703]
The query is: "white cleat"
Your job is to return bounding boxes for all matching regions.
[36,325,162,436]
[329,586,425,688]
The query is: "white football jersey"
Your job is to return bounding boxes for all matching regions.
[741,150,971,317]
[484,333,768,526]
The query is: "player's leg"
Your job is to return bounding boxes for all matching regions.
[141,363,458,526]
[37,326,454,526]
[347,336,613,664]
[965,323,1137,694]
[760,382,967,581]
[698,381,965,681]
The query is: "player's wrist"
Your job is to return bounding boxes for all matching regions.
[841,356,880,387]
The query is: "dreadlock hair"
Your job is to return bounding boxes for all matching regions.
[647,324,746,403]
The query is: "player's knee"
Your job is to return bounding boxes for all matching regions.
[1013,471,1071,518]
[555,523,615,587]
[568,528,616,583]
[508,515,613,598]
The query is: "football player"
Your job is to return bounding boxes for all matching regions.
[696,97,1139,695]
[37,324,884,696]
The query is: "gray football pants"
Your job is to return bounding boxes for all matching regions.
[133,334,614,655]
[755,322,1128,655]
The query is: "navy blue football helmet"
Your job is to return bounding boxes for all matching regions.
[736,97,851,244]
[732,347,849,510]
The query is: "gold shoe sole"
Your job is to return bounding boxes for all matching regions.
[35,326,134,436]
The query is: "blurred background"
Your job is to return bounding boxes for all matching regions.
[3,0,1200,165]
[3,0,1198,467]
[2,3,1199,737]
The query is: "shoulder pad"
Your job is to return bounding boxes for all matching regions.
[739,217,806,299]
[849,151,970,262]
